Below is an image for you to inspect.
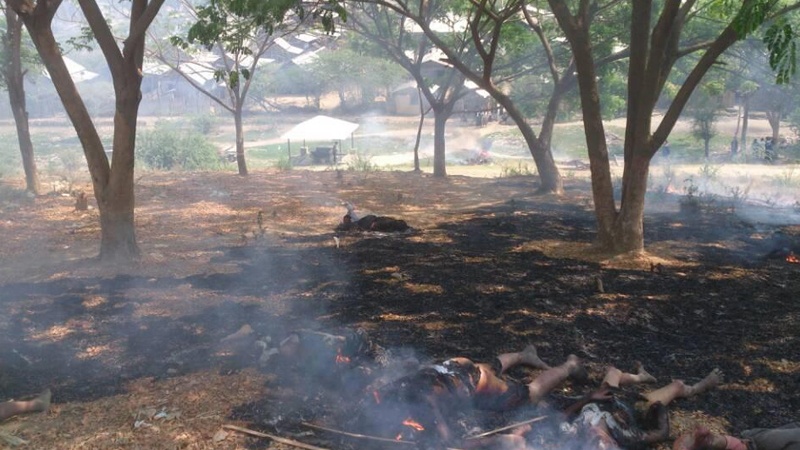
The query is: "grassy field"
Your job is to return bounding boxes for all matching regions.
[1,112,798,211]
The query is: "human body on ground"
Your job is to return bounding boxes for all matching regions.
[0,389,51,422]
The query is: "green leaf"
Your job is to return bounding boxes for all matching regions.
[764,19,798,85]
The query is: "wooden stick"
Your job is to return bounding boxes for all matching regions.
[466,415,549,439]
[302,422,465,450]
[222,424,329,450]
[302,422,414,445]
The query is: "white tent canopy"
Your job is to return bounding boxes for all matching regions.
[280,115,359,142]
[43,56,98,83]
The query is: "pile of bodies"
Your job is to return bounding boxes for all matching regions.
[265,328,797,450]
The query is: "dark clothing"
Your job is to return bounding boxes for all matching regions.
[741,422,800,450]
[358,357,529,443]
[336,214,410,232]
[564,398,668,450]
[288,328,379,365]
[281,328,383,393]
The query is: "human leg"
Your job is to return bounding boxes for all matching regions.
[468,354,583,410]
[602,362,657,388]
[0,389,51,422]
[526,354,584,403]
[642,368,723,407]
[496,344,551,373]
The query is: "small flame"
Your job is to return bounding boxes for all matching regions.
[395,418,425,441]
[787,252,799,264]
[335,348,351,364]
[402,418,425,431]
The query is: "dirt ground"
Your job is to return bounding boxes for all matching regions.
[0,165,798,450]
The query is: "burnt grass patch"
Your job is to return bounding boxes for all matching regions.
[1,194,798,447]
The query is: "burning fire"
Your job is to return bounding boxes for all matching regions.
[787,252,799,264]
[402,418,425,431]
[335,348,351,364]
[396,417,425,440]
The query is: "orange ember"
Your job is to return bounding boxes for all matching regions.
[335,348,351,364]
[395,418,425,441]
[402,418,425,431]
[787,252,800,264]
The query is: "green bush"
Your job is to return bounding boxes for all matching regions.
[346,152,379,172]
[190,115,214,135]
[499,162,536,177]
[274,156,292,171]
[137,128,220,171]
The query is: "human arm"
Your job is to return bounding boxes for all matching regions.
[563,385,613,418]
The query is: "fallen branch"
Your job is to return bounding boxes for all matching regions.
[466,415,549,439]
[302,422,414,445]
[302,422,466,450]
[222,424,329,450]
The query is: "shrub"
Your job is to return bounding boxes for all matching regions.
[50,149,88,192]
[138,128,220,171]
[190,115,214,135]
[774,167,797,187]
[346,152,378,172]
[274,156,292,171]
[499,162,536,177]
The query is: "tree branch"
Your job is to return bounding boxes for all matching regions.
[128,0,166,46]
[77,0,123,76]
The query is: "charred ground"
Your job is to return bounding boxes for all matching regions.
[0,169,798,449]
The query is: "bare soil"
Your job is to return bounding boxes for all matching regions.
[0,166,798,450]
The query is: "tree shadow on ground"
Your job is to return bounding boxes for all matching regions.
[0,198,797,433]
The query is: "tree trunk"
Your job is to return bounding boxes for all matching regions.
[101,64,142,260]
[98,189,139,260]
[413,89,425,173]
[234,105,248,175]
[704,139,710,159]
[734,103,742,136]
[535,79,571,194]
[766,110,781,144]
[97,106,139,261]
[610,153,651,253]
[4,9,39,194]
[432,109,448,177]
[493,91,562,194]
[550,0,766,255]
[740,97,750,162]
[567,31,617,248]
[17,1,145,262]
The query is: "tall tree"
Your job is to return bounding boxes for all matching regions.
[6,0,166,261]
[346,5,467,176]
[368,0,569,192]
[548,0,800,253]
[161,0,303,175]
[738,80,760,160]
[689,80,724,159]
[168,0,344,175]
[1,6,39,194]
[307,47,405,111]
